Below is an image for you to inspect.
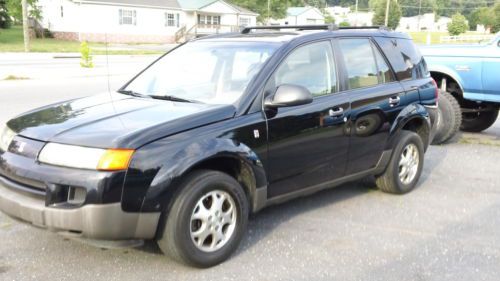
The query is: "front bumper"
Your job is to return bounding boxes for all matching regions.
[0,176,160,240]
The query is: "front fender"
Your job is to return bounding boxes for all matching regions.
[427,64,465,93]
[386,103,431,151]
[122,137,267,213]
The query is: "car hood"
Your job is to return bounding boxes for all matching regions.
[6,92,236,149]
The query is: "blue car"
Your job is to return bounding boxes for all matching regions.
[421,33,500,134]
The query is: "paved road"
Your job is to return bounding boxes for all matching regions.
[1,68,500,280]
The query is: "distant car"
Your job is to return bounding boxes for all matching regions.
[0,25,437,267]
[421,33,500,143]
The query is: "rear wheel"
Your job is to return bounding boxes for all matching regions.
[376,131,424,194]
[461,108,499,132]
[432,90,461,145]
[157,170,249,267]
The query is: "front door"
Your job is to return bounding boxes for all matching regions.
[264,41,351,198]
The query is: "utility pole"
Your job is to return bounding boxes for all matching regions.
[417,0,422,30]
[267,0,270,24]
[384,0,390,27]
[22,0,30,52]
[355,0,358,26]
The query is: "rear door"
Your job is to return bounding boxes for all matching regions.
[265,40,351,198]
[335,38,405,175]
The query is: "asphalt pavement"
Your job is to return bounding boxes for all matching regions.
[1,56,500,281]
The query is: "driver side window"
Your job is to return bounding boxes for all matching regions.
[271,41,337,97]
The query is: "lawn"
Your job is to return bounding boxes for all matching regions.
[407,31,486,44]
[0,26,162,54]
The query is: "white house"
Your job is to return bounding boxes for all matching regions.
[274,7,325,25]
[324,6,372,27]
[37,0,258,43]
[397,13,451,32]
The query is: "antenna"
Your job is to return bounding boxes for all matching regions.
[105,32,111,94]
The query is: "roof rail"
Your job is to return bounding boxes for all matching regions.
[241,24,337,34]
[337,26,389,31]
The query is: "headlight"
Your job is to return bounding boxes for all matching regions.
[0,125,16,152]
[38,143,134,171]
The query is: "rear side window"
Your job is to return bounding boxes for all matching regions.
[338,38,394,90]
[373,45,395,83]
[374,37,428,80]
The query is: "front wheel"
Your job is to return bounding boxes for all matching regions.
[461,108,499,132]
[376,131,424,194]
[157,170,249,267]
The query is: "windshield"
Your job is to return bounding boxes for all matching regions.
[124,41,280,104]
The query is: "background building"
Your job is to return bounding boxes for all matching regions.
[37,0,258,43]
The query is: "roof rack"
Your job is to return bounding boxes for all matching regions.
[337,26,389,31]
[241,24,337,34]
[240,25,389,34]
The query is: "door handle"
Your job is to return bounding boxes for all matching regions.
[389,96,400,107]
[329,107,344,117]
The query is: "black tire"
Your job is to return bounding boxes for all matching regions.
[376,131,425,194]
[432,90,461,145]
[157,170,249,268]
[461,108,499,132]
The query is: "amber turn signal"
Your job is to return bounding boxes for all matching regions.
[97,149,135,171]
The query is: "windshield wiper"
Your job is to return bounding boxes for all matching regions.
[118,90,151,99]
[149,95,202,104]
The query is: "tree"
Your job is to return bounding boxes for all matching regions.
[493,3,500,33]
[322,8,335,23]
[474,7,495,31]
[372,0,401,30]
[447,13,468,36]
[6,0,41,23]
[398,0,435,17]
[0,0,11,29]
[231,0,287,22]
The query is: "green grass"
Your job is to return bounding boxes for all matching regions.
[0,26,162,54]
[407,31,484,45]
[3,75,30,80]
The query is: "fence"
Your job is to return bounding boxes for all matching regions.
[440,34,494,43]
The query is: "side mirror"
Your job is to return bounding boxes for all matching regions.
[264,84,313,108]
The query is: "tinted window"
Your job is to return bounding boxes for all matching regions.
[373,44,395,83]
[272,41,336,97]
[374,37,428,80]
[338,39,379,89]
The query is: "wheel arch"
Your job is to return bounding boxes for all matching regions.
[428,68,464,96]
[387,103,432,151]
[142,139,267,216]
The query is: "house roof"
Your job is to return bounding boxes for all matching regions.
[79,0,258,15]
[80,0,181,9]
[177,0,216,10]
[178,0,258,15]
[287,6,323,17]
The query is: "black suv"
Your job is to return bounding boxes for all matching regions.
[0,25,437,267]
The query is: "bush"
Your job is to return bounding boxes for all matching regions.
[447,13,468,36]
[80,41,94,68]
[339,21,350,27]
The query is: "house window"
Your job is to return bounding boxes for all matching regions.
[239,17,250,27]
[197,14,221,26]
[165,13,179,27]
[60,6,64,18]
[119,9,137,25]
